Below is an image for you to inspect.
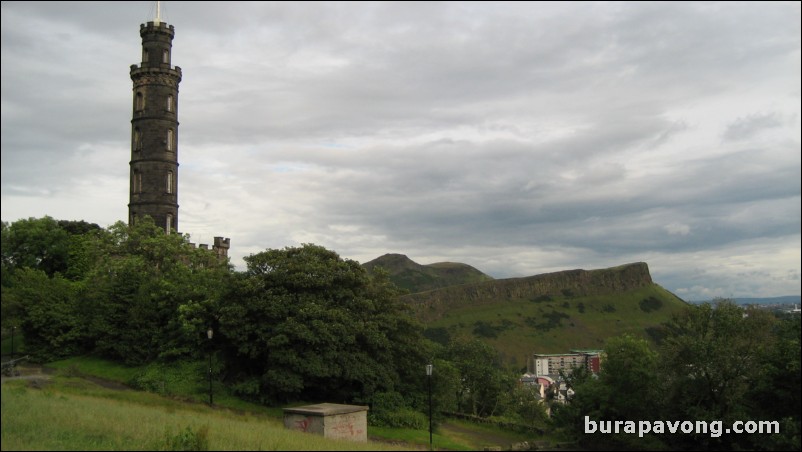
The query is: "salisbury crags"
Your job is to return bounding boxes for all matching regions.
[363,256,659,315]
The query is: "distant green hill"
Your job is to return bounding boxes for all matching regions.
[398,262,689,369]
[363,253,494,293]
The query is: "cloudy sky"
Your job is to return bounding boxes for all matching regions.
[2,1,800,301]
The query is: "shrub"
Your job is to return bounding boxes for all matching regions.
[368,391,428,429]
[639,297,663,313]
[370,407,427,429]
[160,425,209,451]
[130,360,206,397]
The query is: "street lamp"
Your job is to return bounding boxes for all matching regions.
[207,327,213,406]
[426,363,433,450]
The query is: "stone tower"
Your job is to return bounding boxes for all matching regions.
[128,18,181,232]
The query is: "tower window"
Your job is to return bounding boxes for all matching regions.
[135,92,144,111]
[133,170,142,193]
[133,128,142,151]
[166,214,173,233]
[167,129,174,151]
[167,95,173,112]
[167,171,173,194]
[162,49,169,64]
[142,48,148,63]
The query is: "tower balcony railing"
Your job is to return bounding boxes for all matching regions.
[130,64,182,78]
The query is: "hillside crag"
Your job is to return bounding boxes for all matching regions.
[402,262,653,318]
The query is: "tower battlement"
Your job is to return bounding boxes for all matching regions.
[140,21,175,37]
[188,237,231,260]
[214,237,231,249]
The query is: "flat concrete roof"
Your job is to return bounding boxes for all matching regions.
[283,403,369,416]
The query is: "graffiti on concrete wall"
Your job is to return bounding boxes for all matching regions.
[329,413,365,438]
[294,417,312,433]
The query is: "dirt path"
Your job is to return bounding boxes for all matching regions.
[1,362,133,391]
[437,420,526,450]
[0,362,52,387]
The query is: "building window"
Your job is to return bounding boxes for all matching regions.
[166,171,173,194]
[166,129,174,151]
[162,49,169,64]
[166,214,173,233]
[142,49,148,63]
[135,92,144,111]
[167,95,173,112]
[133,128,142,151]
[133,170,142,193]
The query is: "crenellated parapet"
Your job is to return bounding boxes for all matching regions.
[139,21,175,45]
[213,237,230,259]
[188,237,231,260]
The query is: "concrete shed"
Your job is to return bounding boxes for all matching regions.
[283,403,369,442]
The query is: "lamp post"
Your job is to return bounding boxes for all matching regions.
[426,363,433,450]
[207,327,213,406]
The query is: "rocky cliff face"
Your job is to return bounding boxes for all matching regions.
[402,262,653,317]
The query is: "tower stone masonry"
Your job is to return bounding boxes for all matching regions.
[127,17,230,259]
[128,20,181,233]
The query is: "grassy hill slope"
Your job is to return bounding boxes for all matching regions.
[1,360,538,451]
[401,263,688,368]
[363,253,493,293]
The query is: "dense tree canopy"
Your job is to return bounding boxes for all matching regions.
[2,217,231,363]
[81,219,232,364]
[554,300,801,451]
[217,244,429,403]
[659,301,799,450]
[447,338,516,417]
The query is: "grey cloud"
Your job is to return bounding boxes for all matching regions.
[723,112,785,141]
[1,1,799,301]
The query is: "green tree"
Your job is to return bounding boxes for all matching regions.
[447,338,516,417]
[750,314,802,450]
[659,300,783,450]
[81,219,231,365]
[218,244,427,404]
[1,216,101,356]
[1,216,99,282]
[3,268,87,360]
[552,334,661,449]
[661,301,773,416]
[600,334,660,421]
[500,383,549,428]
[429,356,461,416]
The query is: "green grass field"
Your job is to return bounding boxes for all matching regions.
[1,356,552,451]
[1,379,406,451]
